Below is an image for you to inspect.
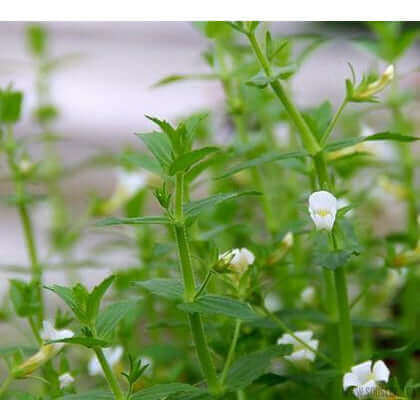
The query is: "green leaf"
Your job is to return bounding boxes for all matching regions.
[26,24,47,57]
[303,101,332,140]
[131,383,207,400]
[120,151,163,175]
[95,216,171,227]
[138,279,184,301]
[152,74,216,88]
[364,131,420,143]
[324,137,362,152]
[9,279,39,317]
[46,336,110,348]
[135,131,173,171]
[96,300,139,338]
[178,295,260,321]
[59,389,113,400]
[225,345,293,391]
[87,274,115,323]
[184,191,261,219]
[45,284,87,322]
[313,249,353,270]
[246,65,296,88]
[217,151,307,179]
[0,89,23,124]
[169,147,219,175]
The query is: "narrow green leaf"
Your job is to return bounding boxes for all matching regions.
[364,131,420,142]
[225,345,293,391]
[87,274,116,323]
[178,295,260,321]
[45,285,86,322]
[120,151,163,175]
[184,191,261,219]
[46,336,110,348]
[95,216,171,227]
[135,131,173,170]
[169,147,218,176]
[131,383,206,400]
[138,279,184,301]
[96,300,139,338]
[59,390,113,400]
[217,151,307,179]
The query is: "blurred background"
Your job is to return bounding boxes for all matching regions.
[1,21,420,297]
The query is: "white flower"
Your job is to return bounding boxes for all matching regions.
[343,360,390,399]
[308,191,337,231]
[277,330,319,364]
[40,320,74,352]
[88,346,123,376]
[264,293,283,313]
[355,65,394,100]
[218,248,255,275]
[282,232,294,248]
[301,286,315,305]
[13,321,74,378]
[59,372,74,389]
[117,168,150,197]
[140,356,153,377]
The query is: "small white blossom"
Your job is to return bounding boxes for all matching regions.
[218,248,255,275]
[264,293,283,313]
[40,320,74,352]
[140,356,154,377]
[282,232,294,248]
[343,360,390,399]
[308,191,337,231]
[59,372,74,389]
[88,346,123,376]
[277,330,319,364]
[300,286,315,305]
[116,169,149,197]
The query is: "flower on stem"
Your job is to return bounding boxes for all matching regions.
[300,286,315,305]
[349,65,394,102]
[101,168,160,214]
[277,330,319,364]
[88,346,123,376]
[13,321,74,378]
[59,372,74,389]
[217,248,255,275]
[343,360,390,399]
[267,232,294,265]
[308,191,337,231]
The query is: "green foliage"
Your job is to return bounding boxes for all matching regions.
[26,25,47,57]
[0,88,23,124]
[9,279,40,317]
[225,345,293,391]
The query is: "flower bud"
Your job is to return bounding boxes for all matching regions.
[216,248,255,275]
[308,191,337,231]
[13,321,73,378]
[59,372,74,389]
[352,65,394,101]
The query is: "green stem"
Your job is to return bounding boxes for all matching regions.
[5,125,44,328]
[0,373,13,399]
[331,234,355,371]
[174,174,222,395]
[320,97,348,146]
[220,319,242,384]
[247,31,321,156]
[93,348,124,400]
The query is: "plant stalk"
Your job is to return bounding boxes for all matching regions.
[174,172,222,395]
[93,347,124,400]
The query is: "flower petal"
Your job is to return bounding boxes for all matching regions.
[351,360,372,383]
[353,380,377,399]
[343,372,361,390]
[373,360,390,383]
